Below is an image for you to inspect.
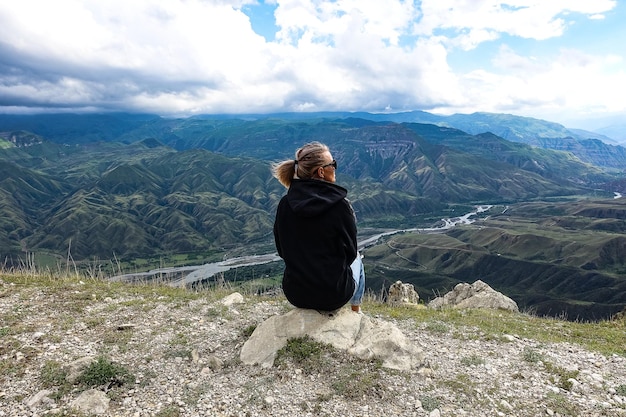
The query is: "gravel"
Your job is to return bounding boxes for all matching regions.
[1,280,625,417]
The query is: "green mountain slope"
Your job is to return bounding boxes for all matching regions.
[0,113,159,144]
[2,111,625,169]
[1,113,625,320]
[431,112,626,170]
[363,199,626,321]
[17,147,286,260]
[1,116,619,262]
[402,124,604,183]
[120,117,603,200]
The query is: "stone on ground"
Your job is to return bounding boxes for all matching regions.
[240,307,424,371]
[428,280,519,312]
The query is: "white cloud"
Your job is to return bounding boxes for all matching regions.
[0,0,623,126]
[491,45,546,74]
[274,0,419,46]
[0,0,281,112]
[443,45,626,123]
[416,0,617,44]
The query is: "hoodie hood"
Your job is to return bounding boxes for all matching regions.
[287,179,348,217]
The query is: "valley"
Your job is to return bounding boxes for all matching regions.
[1,112,625,321]
[363,198,626,321]
[108,198,626,321]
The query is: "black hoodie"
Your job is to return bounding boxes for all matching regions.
[273,179,357,311]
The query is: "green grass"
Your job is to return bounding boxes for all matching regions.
[75,356,134,389]
[365,302,626,357]
[275,335,389,399]
[275,336,330,373]
[2,271,625,361]
[37,356,134,402]
[460,354,485,366]
[545,392,581,415]
[543,362,580,391]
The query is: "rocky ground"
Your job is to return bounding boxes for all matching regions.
[1,278,625,417]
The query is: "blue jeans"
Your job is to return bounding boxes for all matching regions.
[350,253,365,306]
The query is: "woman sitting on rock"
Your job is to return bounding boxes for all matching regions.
[272,141,365,313]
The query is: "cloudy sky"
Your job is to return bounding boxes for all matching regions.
[0,0,624,129]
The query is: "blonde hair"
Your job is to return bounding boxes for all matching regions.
[272,141,330,188]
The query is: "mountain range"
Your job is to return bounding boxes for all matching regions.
[1,111,625,320]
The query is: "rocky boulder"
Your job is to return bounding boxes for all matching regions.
[387,280,420,306]
[240,308,424,371]
[70,389,110,415]
[428,280,519,312]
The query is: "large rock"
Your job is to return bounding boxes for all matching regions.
[240,308,424,371]
[221,292,245,306]
[70,389,110,415]
[24,390,55,409]
[387,280,420,306]
[428,280,519,312]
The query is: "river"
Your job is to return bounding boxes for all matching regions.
[110,205,493,287]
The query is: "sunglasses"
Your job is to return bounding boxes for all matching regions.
[321,160,337,170]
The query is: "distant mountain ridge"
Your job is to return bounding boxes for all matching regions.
[1,110,624,169]
[190,109,618,144]
[2,114,618,261]
[595,123,626,143]
[2,114,624,263]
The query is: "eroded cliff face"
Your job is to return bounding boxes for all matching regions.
[536,137,626,169]
[0,130,44,147]
[331,123,584,203]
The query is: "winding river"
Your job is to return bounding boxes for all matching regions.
[110,205,492,287]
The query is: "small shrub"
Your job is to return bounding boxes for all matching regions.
[0,358,19,378]
[545,392,580,415]
[85,317,105,328]
[75,356,134,389]
[169,332,189,346]
[331,359,385,399]
[443,373,476,396]
[276,336,388,400]
[276,336,328,365]
[617,384,626,396]
[275,335,338,375]
[461,354,485,366]
[205,306,228,319]
[544,362,579,391]
[315,392,333,403]
[424,321,449,334]
[521,347,544,363]
[420,395,440,412]
[40,361,67,388]
[39,360,76,401]
[164,348,192,360]
[155,405,182,417]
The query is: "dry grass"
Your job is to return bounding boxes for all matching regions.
[2,267,625,359]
